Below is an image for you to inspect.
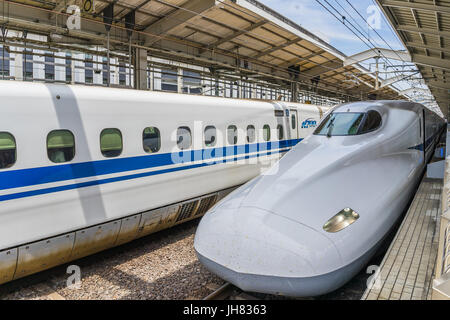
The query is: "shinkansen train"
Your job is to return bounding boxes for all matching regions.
[194,100,446,297]
[0,80,329,284]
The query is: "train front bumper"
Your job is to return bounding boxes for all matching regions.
[194,206,348,297]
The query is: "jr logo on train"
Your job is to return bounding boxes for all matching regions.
[301,118,317,128]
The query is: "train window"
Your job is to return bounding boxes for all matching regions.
[227,125,238,145]
[0,132,16,169]
[100,128,122,158]
[274,110,284,117]
[263,125,271,141]
[47,130,75,163]
[143,127,161,153]
[277,125,284,140]
[177,126,192,150]
[291,114,296,129]
[204,126,216,147]
[314,113,364,136]
[360,111,382,134]
[247,125,256,143]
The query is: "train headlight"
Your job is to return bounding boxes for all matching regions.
[323,208,359,233]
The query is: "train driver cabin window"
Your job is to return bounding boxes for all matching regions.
[143,127,161,153]
[100,128,123,158]
[177,126,192,150]
[291,114,296,129]
[227,125,238,145]
[360,110,382,134]
[204,126,216,147]
[47,130,75,163]
[0,132,16,169]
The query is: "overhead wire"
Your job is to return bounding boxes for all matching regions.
[315,0,419,96]
[343,0,434,103]
[343,0,423,90]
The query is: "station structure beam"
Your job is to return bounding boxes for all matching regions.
[301,60,343,77]
[344,48,411,67]
[405,42,450,55]
[0,3,348,98]
[380,0,450,14]
[0,0,407,104]
[134,48,148,90]
[376,0,450,117]
[143,0,218,46]
[412,54,450,72]
[204,19,267,52]
[50,0,78,19]
[379,72,419,89]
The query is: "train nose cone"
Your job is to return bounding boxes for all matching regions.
[194,207,342,296]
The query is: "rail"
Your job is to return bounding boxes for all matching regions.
[203,283,236,300]
[433,126,450,299]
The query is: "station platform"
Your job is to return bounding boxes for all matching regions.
[362,137,447,300]
[361,176,442,300]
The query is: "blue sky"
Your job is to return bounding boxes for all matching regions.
[258,0,441,112]
[258,0,405,56]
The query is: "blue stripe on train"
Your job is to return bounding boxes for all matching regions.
[408,132,440,151]
[0,139,301,191]
[0,147,293,202]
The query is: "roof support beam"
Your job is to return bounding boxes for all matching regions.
[252,38,299,59]
[407,0,428,56]
[300,60,343,77]
[205,20,266,51]
[412,54,450,71]
[278,50,326,68]
[184,25,265,56]
[344,48,411,67]
[399,88,431,96]
[380,71,419,88]
[50,0,78,19]
[405,42,450,55]
[396,25,450,39]
[144,0,217,46]
[427,81,450,90]
[379,0,450,14]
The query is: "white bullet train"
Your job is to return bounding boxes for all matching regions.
[0,80,329,284]
[194,100,446,297]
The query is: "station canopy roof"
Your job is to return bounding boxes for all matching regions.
[2,0,405,101]
[377,0,450,117]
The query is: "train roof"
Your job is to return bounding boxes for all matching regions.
[0,80,331,114]
[333,100,443,118]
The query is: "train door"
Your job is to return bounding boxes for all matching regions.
[290,109,299,140]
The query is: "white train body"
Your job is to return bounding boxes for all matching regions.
[0,80,327,284]
[194,100,445,297]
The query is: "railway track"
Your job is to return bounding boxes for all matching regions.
[203,282,259,300]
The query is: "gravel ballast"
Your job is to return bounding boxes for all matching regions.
[0,219,225,300]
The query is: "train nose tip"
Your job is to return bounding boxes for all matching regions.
[194,206,342,296]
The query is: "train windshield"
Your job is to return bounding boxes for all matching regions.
[314,112,365,136]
